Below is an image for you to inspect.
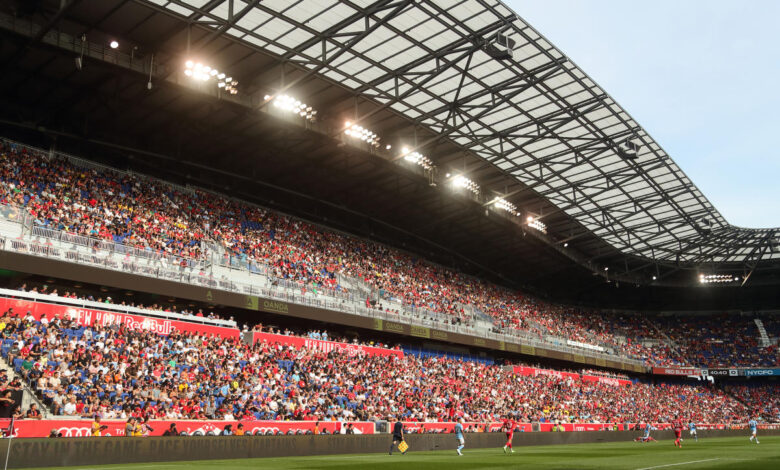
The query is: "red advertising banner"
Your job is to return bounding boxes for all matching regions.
[401,422,533,433]
[512,366,632,387]
[539,423,615,432]
[252,331,403,358]
[580,375,633,387]
[651,367,703,376]
[0,297,239,339]
[0,419,375,438]
[512,366,580,381]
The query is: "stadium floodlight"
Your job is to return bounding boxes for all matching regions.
[699,274,739,284]
[493,197,518,216]
[452,175,479,195]
[526,216,547,234]
[268,94,317,121]
[183,61,237,94]
[110,40,119,49]
[185,61,215,82]
[401,147,433,170]
[344,122,381,148]
[219,76,238,95]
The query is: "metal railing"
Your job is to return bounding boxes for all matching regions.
[0,218,647,367]
[0,136,649,367]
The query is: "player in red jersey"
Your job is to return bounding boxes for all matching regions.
[502,416,516,453]
[672,417,684,448]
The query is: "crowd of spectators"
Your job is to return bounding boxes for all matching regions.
[651,315,778,368]
[0,141,778,369]
[14,283,233,323]
[725,383,780,422]
[1,305,770,425]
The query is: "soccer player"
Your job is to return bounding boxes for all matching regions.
[455,418,465,456]
[389,417,406,455]
[688,421,697,442]
[502,415,516,453]
[748,417,759,444]
[634,424,657,442]
[672,416,684,448]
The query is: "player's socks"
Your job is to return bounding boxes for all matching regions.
[503,446,507,453]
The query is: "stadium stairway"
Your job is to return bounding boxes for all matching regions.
[0,355,51,418]
[754,318,772,347]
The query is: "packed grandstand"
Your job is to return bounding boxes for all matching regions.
[0,137,777,437]
[0,1,777,458]
[0,140,777,371]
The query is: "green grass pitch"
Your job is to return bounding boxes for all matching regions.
[22,436,779,470]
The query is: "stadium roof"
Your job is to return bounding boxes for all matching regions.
[139,0,777,266]
[0,0,778,297]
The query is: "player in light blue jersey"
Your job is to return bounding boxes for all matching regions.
[455,418,465,456]
[688,422,697,442]
[634,424,656,442]
[748,418,759,444]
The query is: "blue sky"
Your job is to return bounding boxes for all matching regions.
[508,0,780,228]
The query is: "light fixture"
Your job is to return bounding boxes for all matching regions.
[185,61,212,82]
[269,94,317,121]
[344,122,381,148]
[386,145,392,150]
[110,40,119,49]
[699,274,739,284]
[452,175,479,195]
[493,197,518,216]
[183,61,237,94]
[401,147,433,170]
[604,267,609,272]
[563,242,568,248]
[652,275,657,280]
[527,216,547,234]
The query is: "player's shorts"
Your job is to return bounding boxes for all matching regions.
[751,429,757,436]
[505,432,513,440]
[674,430,681,438]
[457,437,464,445]
[689,429,696,435]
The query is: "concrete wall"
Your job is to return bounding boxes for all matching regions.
[7,429,779,468]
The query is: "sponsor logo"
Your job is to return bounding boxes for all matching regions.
[384,321,405,334]
[473,337,486,346]
[707,369,730,376]
[373,319,383,331]
[520,345,535,355]
[57,426,92,437]
[729,369,738,376]
[410,325,430,338]
[745,369,776,376]
[262,300,288,314]
[431,330,448,341]
[244,296,259,310]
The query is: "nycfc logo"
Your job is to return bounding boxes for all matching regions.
[58,427,91,437]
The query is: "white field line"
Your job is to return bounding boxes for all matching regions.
[635,458,720,470]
